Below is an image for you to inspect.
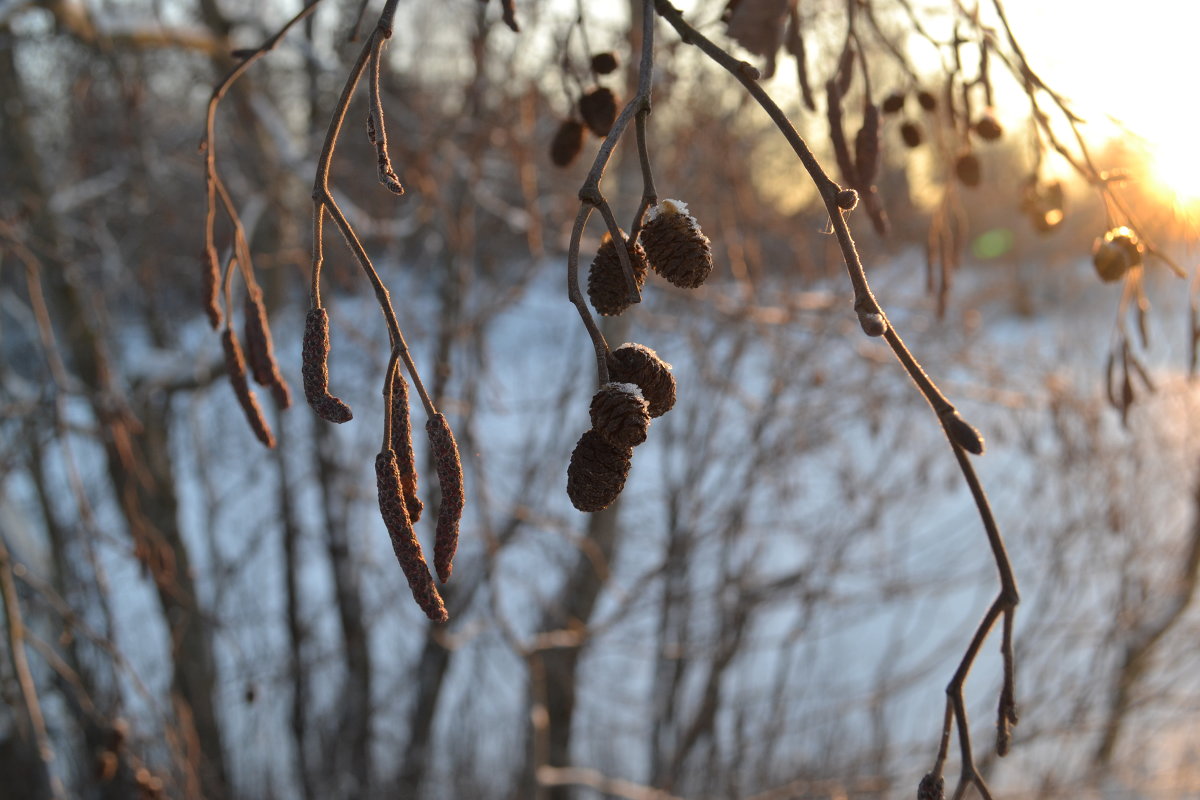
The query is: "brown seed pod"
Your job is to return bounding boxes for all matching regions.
[973,108,1004,141]
[1093,226,1142,283]
[221,329,275,448]
[854,102,881,188]
[881,91,905,114]
[916,89,938,111]
[375,450,447,622]
[917,773,945,800]
[608,343,676,418]
[590,383,650,448]
[203,248,222,329]
[900,120,923,148]
[588,231,648,316]
[567,428,633,513]
[550,119,585,168]
[954,152,982,188]
[389,370,422,523]
[835,189,859,210]
[591,52,619,74]
[302,307,353,423]
[579,88,618,137]
[640,199,714,289]
[427,413,464,584]
[242,286,292,409]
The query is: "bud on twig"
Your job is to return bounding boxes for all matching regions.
[943,409,985,455]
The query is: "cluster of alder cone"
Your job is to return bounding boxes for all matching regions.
[566,199,714,512]
[551,51,623,168]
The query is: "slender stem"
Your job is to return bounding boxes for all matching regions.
[567,205,611,384]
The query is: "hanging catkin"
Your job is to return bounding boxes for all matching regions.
[426,413,464,584]
[389,370,422,523]
[375,450,447,622]
[242,286,291,408]
[302,307,353,423]
[222,329,275,448]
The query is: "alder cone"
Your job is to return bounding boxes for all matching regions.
[590,383,650,448]
[550,119,584,167]
[591,52,618,74]
[587,232,648,316]
[954,152,982,187]
[608,343,676,418]
[973,109,1004,141]
[567,428,633,513]
[640,199,714,289]
[917,773,945,800]
[881,91,905,114]
[579,88,618,137]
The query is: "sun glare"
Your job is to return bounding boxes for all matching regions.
[1149,137,1200,211]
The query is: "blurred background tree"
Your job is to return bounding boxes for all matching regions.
[1,1,1199,799]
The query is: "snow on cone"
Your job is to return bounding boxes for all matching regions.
[427,413,464,584]
[587,231,647,316]
[590,383,650,449]
[567,428,633,513]
[302,308,353,423]
[640,199,714,289]
[375,450,447,622]
[608,343,676,418]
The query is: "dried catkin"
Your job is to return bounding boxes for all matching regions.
[302,308,353,423]
[579,88,618,137]
[567,428,633,513]
[222,329,275,448]
[242,287,291,409]
[854,102,881,188]
[375,450,447,622]
[640,200,714,289]
[389,371,422,523]
[203,248,222,329]
[587,231,648,316]
[550,119,585,168]
[590,383,650,448]
[825,81,859,189]
[608,343,676,418]
[426,413,464,584]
